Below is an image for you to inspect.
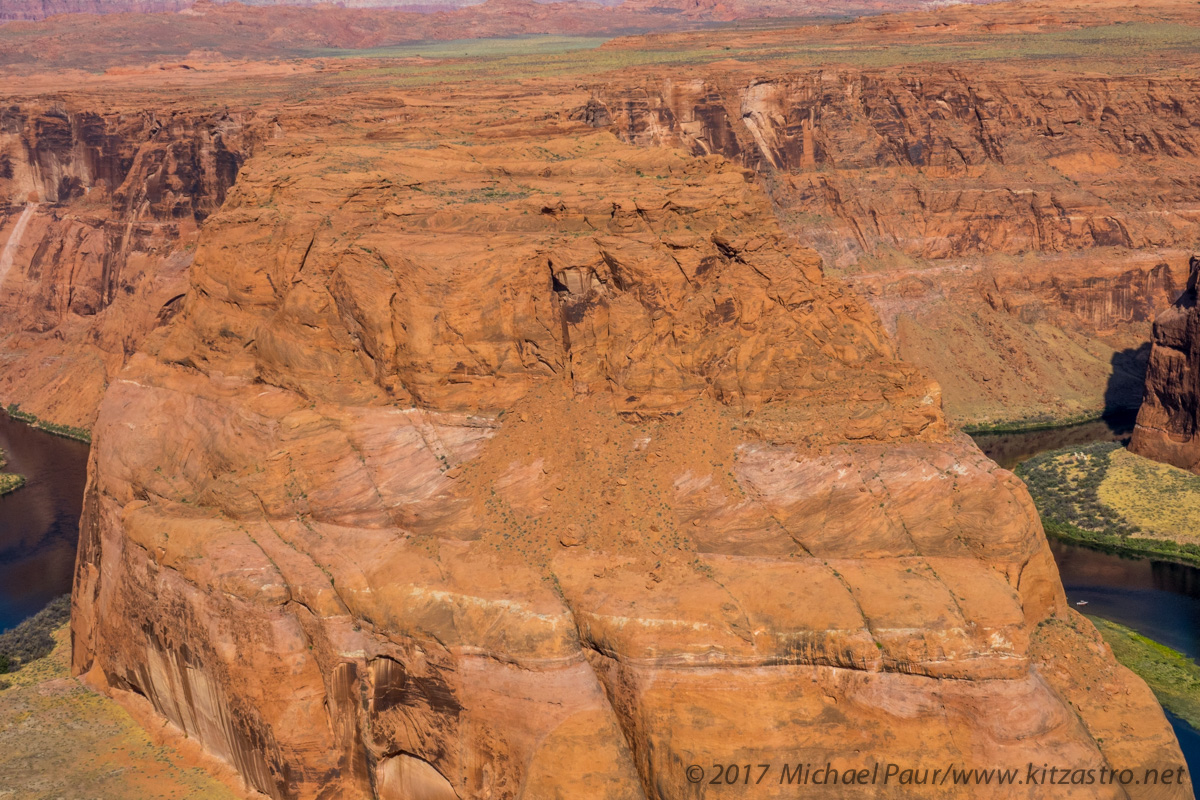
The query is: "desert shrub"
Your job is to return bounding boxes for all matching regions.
[1015,442,1140,536]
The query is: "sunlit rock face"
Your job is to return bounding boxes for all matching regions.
[584,68,1200,426]
[70,86,1188,799]
[0,102,267,427]
[1132,256,1200,473]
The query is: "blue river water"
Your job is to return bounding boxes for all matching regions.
[1052,539,1200,785]
[975,417,1200,792]
[0,411,88,632]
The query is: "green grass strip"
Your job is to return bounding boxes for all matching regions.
[1089,615,1200,731]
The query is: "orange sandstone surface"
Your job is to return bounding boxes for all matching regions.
[67,85,1187,799]
[0,1,1192,797]
[8,0,1200,429]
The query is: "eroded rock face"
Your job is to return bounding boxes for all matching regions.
[0,102,267,426]
[585,67,1200,424]
[71,109,1188,798]
[1130,256,1200,472]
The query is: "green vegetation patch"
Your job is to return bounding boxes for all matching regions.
[5,404,91,444]
[310,34,611,61]
[1017,441,1137,533]
[0,596,70,674]
[0,472,22,497]
[1090,616,1200,731]
[1017,442,1200,567]
[0,447,23,498]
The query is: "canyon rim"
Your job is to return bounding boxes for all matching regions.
[0,0,1197,798]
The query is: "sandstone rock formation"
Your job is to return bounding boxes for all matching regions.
[0,0,1184,796]
[8,0,1200,429]
[581,13,1200,425]
[69,82,1189,798]
[1131,256,1200,473]
[0,102,269,427]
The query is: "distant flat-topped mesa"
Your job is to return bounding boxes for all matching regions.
[0,0,953,24]
[1131,256,1200,473]
[69,84,1189,799]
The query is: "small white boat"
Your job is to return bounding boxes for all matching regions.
[1075,600,1089,606]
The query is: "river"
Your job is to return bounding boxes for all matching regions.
[974,417,1200,785]
[970,410,1138,471]
[0,411,89,633]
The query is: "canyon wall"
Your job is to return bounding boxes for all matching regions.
[585,68,1200,424]
[0,3,1182,797]
[13,65,1196,432]
[0,102,269,427]
[69,84,1189,799]
[9,12,1200,431]
[1130,256,1200,471]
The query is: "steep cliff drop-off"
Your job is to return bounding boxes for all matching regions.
[579,1,1200,426]
[0,102,268,428]
[1131,256,1200,473]
[69,84,1189,798]
[7,0,1200,433]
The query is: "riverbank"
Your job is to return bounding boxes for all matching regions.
[0,595,68,677]
[1016,441,1200,568]
[0,412,90,632]
[962,409,1121,436]
[970,411,1136,471]
[4,405,91,444]
[1090,616,1200,732]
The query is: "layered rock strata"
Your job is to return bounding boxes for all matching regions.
[10,6,1200,430]
[1131,256,1200,472]
[0,102,267,427]
[585,65,1200,423]
[72,104,1189,798]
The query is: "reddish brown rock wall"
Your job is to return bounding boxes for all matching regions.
[1131,256,1200,471]
[585,68,1200,424]
[0,102,268,427]
[69,90,1189,798]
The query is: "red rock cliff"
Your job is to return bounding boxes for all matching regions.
[584,61,1200,424]
[0,102,268,427]
[1130,256,1200,472]
[69,85,1189,799]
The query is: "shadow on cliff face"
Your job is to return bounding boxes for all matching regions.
[1106,343,1152,419]
[972,345,1148,470]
